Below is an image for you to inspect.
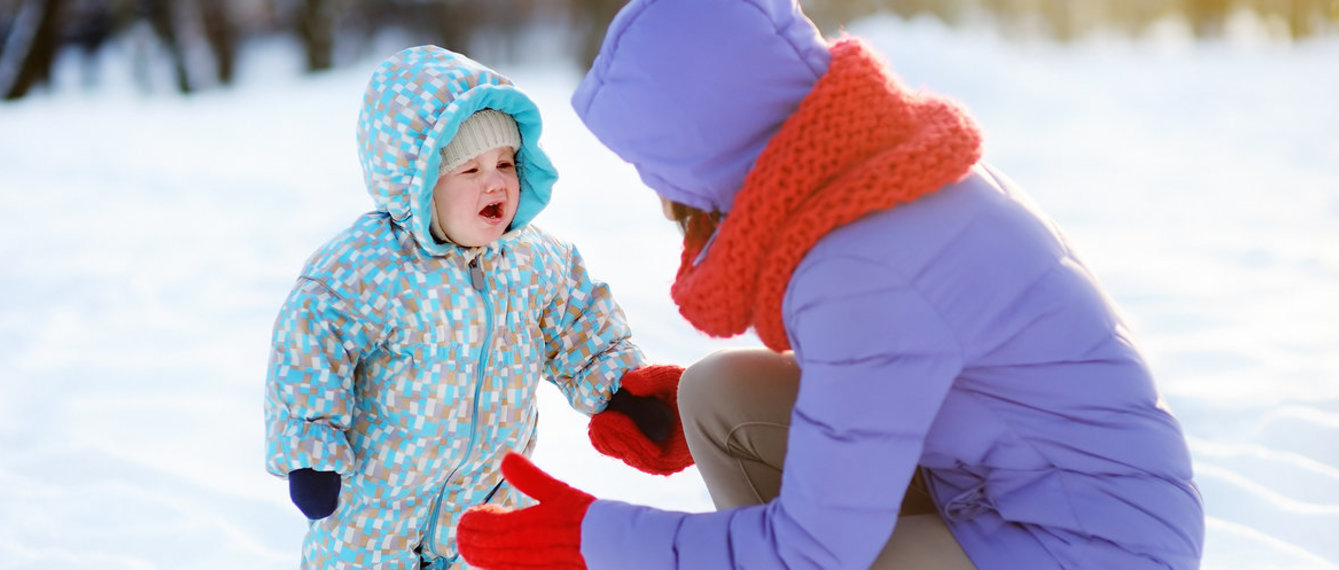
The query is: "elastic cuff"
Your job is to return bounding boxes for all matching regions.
[266,420,355,477]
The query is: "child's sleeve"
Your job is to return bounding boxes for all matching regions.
[539,244,646,415]
[264,278,374,478]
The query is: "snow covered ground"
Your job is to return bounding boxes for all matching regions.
[0,14,1336,569]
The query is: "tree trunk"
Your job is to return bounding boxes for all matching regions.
[143,0,192,94]
[435,0,478,55]
[200,0,237,85]
[2,0,67,100]
[298,0,334,72]
[574,0,623,70]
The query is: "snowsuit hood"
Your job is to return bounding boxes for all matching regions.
[572,0,830,214]
[358,45,558,255]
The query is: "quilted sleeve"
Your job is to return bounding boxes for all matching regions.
[263,277,375,478]
[580,255,964,569]
[538,243,646,415]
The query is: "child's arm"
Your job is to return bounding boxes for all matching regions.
[539,240,693,475]
[538,245,645,414]
[264,278,372,510]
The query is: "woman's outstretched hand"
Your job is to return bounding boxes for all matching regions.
[588,364,695,475]
[456,453,595,569]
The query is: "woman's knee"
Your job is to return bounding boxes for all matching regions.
[678,348,800,423]
[681,348,752,399]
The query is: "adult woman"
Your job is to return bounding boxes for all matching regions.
[456,1,1204,568]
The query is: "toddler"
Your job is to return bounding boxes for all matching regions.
[264,46,693,569]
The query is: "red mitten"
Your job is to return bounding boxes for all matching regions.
[588,364,695,475]
[457,453,595,569]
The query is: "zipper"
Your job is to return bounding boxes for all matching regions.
[422,255,496,559]
[481,479,504,503]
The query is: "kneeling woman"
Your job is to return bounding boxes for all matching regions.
[455,1,1205,568]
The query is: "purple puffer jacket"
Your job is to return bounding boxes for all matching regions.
[571,1,1204,569]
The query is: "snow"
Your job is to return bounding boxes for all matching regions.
[1,15,1336,569]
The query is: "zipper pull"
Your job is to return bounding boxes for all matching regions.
[468,257,486,291]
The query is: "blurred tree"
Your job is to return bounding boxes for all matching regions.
[801,0,881,33]
[63,0,113,87]
[3,0,1339,102]
[1,0,66,100]
[435,0,481,53]
[1184,0,1233,37]
[199,1,236,84]
[128,0,192,93]
[980,0,1031,39]
[295,0,334,71]
[1107,0,1165,36]
[337,0,481,65]
[1283,0,1334,38]
[1039,0,1073,40]
[572,0,623,69]
[881,0,970,26]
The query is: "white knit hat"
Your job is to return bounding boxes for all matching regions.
[439,109,522,175]
[430,109,523,243]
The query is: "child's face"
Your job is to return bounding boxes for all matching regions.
[432,146,521,247]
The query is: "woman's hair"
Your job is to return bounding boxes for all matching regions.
[666,201,723,249]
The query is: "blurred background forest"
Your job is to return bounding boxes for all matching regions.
[1,0,1337,101]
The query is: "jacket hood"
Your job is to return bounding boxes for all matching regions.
[572,0,830,214]
[357,45,558,256]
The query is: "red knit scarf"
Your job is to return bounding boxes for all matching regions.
[669,38,984,351]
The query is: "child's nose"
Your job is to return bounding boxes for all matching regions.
[483,170,506,192]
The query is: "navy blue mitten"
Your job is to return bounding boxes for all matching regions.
[288,468,341,519]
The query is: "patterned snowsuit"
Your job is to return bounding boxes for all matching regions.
[264,46,644,568]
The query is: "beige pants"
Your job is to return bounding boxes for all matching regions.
[679,348,977,570]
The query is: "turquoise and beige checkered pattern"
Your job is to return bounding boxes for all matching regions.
[265,45,643,569]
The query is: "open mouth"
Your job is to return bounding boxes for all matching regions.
[479,201,505,222]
